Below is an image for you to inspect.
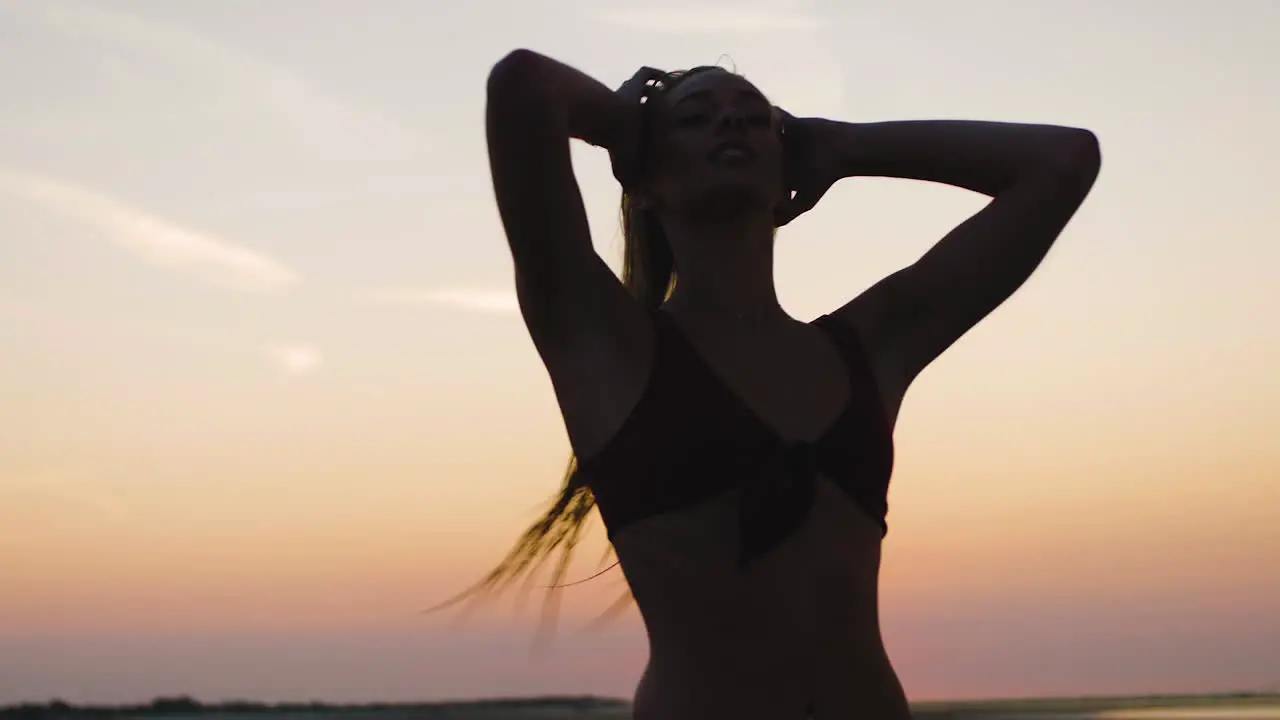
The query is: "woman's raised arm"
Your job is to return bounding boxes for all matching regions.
[484,50,655,456]
[791,118,1102,391]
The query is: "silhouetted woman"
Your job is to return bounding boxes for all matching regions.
[449,49,1100,719]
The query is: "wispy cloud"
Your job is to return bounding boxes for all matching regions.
[365,287,520,315]
[266,344,323,375]
[1,170,297,294]
[585,6,821,33]
[21,0,429,149]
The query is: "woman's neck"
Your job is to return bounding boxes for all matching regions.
[660,213,787,327]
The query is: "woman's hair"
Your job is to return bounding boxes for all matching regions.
[429,66,726,642]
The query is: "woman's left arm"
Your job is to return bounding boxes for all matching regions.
[813,119,1102,388]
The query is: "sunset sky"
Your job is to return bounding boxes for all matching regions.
[2,0,1278,706]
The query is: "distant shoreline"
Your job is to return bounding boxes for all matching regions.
[3,691,1279,717]
[0,695,625,717]
[913,690,1280,714]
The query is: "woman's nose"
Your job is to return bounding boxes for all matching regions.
[716,110,748,132]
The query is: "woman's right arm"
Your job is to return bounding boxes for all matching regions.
[485,50,652,455]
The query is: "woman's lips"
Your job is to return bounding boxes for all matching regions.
[709,141,756,164]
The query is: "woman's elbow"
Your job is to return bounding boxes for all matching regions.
[487,49,548,104]
[1031,127,1101,196]
[1053,127,1102,178]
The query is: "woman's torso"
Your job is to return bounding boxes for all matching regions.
[617,481,910,720]
[570,308,910,719]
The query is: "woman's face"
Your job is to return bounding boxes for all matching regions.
[642,70,785,218]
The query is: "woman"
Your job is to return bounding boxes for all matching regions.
[463,49,1100,719]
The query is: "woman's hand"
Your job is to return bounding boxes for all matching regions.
[774,108,843,227]
[608,67,666,191]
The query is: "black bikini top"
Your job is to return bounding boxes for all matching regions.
[573,309,895,569]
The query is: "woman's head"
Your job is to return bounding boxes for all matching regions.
[622,66,785,310]
[631,67,786,222]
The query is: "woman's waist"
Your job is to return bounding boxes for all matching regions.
[627,564,885,634]
[636,644,908,720]
[643,612,892,670]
